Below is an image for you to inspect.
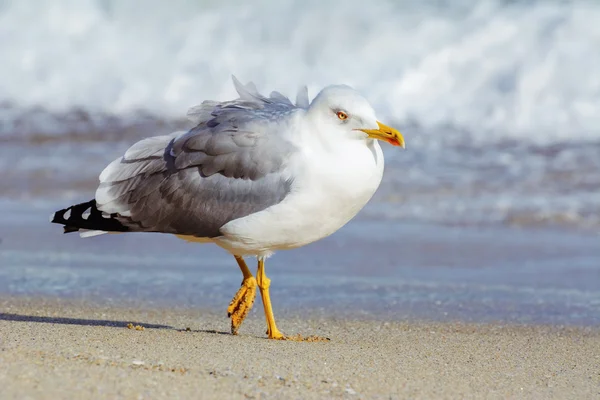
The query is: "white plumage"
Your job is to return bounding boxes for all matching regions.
[91,77,404,259]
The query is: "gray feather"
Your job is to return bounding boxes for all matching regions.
[187,101,219,125]
[270,91,293,105]
[96,77,301,238]
[296,86,310,108]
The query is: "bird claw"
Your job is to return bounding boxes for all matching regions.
[266,327,285,340]
[227,277,257,335]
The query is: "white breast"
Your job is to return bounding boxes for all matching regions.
[217,139,384,256]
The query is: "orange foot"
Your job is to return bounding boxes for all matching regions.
[266,326,285,340]
[227,277,257,335]
[266,327,329,342]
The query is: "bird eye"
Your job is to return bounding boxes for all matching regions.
[336,111,348,120]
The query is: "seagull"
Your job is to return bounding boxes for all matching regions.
[51,76,405,340]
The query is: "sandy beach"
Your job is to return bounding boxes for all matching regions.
[1,296,598,399]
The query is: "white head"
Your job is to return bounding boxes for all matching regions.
[307,85,405,148]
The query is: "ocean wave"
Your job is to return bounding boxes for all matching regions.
[1,0,599,143]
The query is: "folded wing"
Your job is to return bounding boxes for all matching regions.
[96,77,300,238]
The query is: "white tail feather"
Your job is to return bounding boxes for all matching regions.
[79,230,108,238]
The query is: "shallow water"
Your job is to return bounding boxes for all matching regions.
[1,198,598,326]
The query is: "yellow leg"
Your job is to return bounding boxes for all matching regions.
[256,258,285,340]
[227,255,257,335]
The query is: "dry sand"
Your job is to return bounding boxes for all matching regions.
[0,297,598,399]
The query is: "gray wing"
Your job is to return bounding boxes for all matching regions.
[187,76,309,124]
[95,78,301,237]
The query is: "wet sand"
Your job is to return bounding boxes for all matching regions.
[1,297,598,399]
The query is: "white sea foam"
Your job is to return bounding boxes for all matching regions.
[1,0,599,143]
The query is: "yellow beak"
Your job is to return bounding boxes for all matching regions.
[357,121,405,148]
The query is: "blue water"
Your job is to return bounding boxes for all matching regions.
[1,201,598,325]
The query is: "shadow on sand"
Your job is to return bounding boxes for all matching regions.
[0,312,173,329]
[0,312,233,336]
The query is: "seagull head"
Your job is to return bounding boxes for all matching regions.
[307,85,405,148]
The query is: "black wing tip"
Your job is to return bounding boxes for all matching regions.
[50,207,70,226]
[50,211,59,224]
[63,225,80,234]
[50,199,129,234]
[51,205,83,233]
